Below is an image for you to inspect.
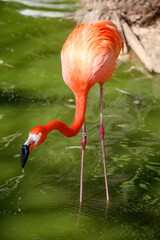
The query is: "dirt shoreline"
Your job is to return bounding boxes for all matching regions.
[74,0,160,74]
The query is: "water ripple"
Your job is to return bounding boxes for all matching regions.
[0,132,22,151]
[0,174,24,199]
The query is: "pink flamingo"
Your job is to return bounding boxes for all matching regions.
[21,20,123,204]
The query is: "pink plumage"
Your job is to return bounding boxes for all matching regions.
[21,20,123,205]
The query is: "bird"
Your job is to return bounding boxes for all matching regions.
[21,20,123,205]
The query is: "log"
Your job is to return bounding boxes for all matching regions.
[122,20,153,72]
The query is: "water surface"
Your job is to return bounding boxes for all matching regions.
[0,1,160,239]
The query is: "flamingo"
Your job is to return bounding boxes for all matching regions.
[21,20,123,205]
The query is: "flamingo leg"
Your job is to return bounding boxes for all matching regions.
[80,121,87,206]
[99,84,109,204]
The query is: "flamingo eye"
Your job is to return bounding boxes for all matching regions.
[39,133,42,137]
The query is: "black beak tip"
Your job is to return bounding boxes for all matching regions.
[21,145,30,168]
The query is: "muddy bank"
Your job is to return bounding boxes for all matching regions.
[74,0,160,73]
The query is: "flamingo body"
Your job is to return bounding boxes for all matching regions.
[21,20,123,204]
[61,20,123,96]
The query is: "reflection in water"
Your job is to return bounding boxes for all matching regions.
[0,114,5,120]
[2,0,76,9]
[116,87,143,105]
[65,145,96,149]
[18,9,70,18]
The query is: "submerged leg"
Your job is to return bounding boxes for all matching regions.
[80,121,87,206]
[99,84,109,204]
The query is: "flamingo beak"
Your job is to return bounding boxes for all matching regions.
[20,139,35,168]
[21,145,30,168]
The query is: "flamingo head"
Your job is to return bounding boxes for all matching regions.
[20,126,47,168]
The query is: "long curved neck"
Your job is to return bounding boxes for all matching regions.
[45,93,88,137]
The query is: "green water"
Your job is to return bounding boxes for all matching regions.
[0,1,160,239]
